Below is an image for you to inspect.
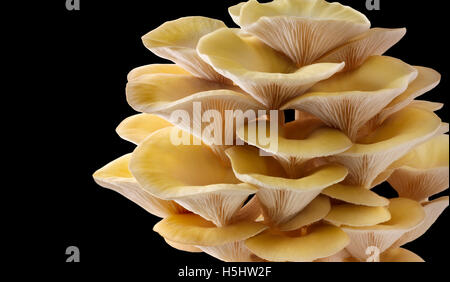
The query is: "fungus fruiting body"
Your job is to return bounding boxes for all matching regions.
[94,0,448,262]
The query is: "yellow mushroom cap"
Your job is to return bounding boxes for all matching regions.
[343,198,425,260]
[322,183,389,207]
[116,113,172,145]
[317,28,406,71]
[245,223,350,262]
[325,204,391,227]
[226,145,348,225]
[141,16,229,82]
[127,64,190,81]
[164,238,202,253]
[237,0,370,66]
[237,118,352,163]
[197,27,344,108]
[130,127,257,226]
[282,56,418,141]
[380,248,424,262]
[154,213,267,246]
[278,195,331,231]
[93,154,186,218]
[388,134,449,201]
[392,196,449,249]
[330,106,442,188]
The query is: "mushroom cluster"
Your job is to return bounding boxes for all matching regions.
[93,0,448,262]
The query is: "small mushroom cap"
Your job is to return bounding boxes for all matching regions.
[325,204,391,227]
[237,0,370,65]
[226,146,348,192]
[228,2,245,25]
[278,195,331,231]
[380,248,424,262]
[141,16,229,82]
[345,198,425,231]
[409,100,444,112]
[375,66,441,125]
[245,223,350,262]
[322,184,389,207]
[388,135,449,201]
[116,113,172,145]
[164,238,202,253]
[154,213,267,247]
[127,64,190,81]
[237,118,352,159]
[392,196,449,248]
[93,154,186,217]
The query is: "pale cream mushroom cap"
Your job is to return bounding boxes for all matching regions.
[197,27,344,108]
[141,16,230,83]
[343,198,425,261]
[329,106,441,188]
[130,127,258,226]
[245,223,350,262]
[322,183,389,207]
[93,154,186,218]
[317,28,406,71]
[116,113,172,145]
[282,56,418,140]
[237,0,370,66]
[324,204,391,227]
[226,146,348,225]
[388,134,449,201]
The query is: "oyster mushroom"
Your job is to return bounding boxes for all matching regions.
[130,127,259,227]
[141,16,230,83]
[245,222,350,262]
[282,56,418,140]
[154,213,267,262]
[329,106,442,188]
[388,134,449,202]
[226,146,348,226]
[93,154,187,218]
[197,27,344,108]
[235,0,370,66]
[342,198,425,261]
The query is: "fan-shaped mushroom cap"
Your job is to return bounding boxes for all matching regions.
[317,28,406,71]
[282,56,418,140]
[325,204,391,227]
[127,64,190,81]
[130,127,258,226]
[93,154,186,218]
[237,118,352,176]
[322,184,389,207]
[369,66,441,127]
[154,213,267,246]
[141,17,230,83]
[126,71,263,156]
[278,195,331,231]
[116,114,172,145]
[198,241,264,262]
[343,198,425,261]
[409,100,444,112]
[388,135,449,201]
[380,248,424,262]
[391,196,449,249]
[154,213,267,261]
[226,146,348,225]
[236,0,370,66]
[228,2,245,25]
[245,223,350,262]
[329,106,442,188]
[164,238,202,253]
[197,27,344,108]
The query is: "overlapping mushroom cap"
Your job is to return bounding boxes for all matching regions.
[93,0,448,262]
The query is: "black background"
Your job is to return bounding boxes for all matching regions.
[25,0,449,278]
